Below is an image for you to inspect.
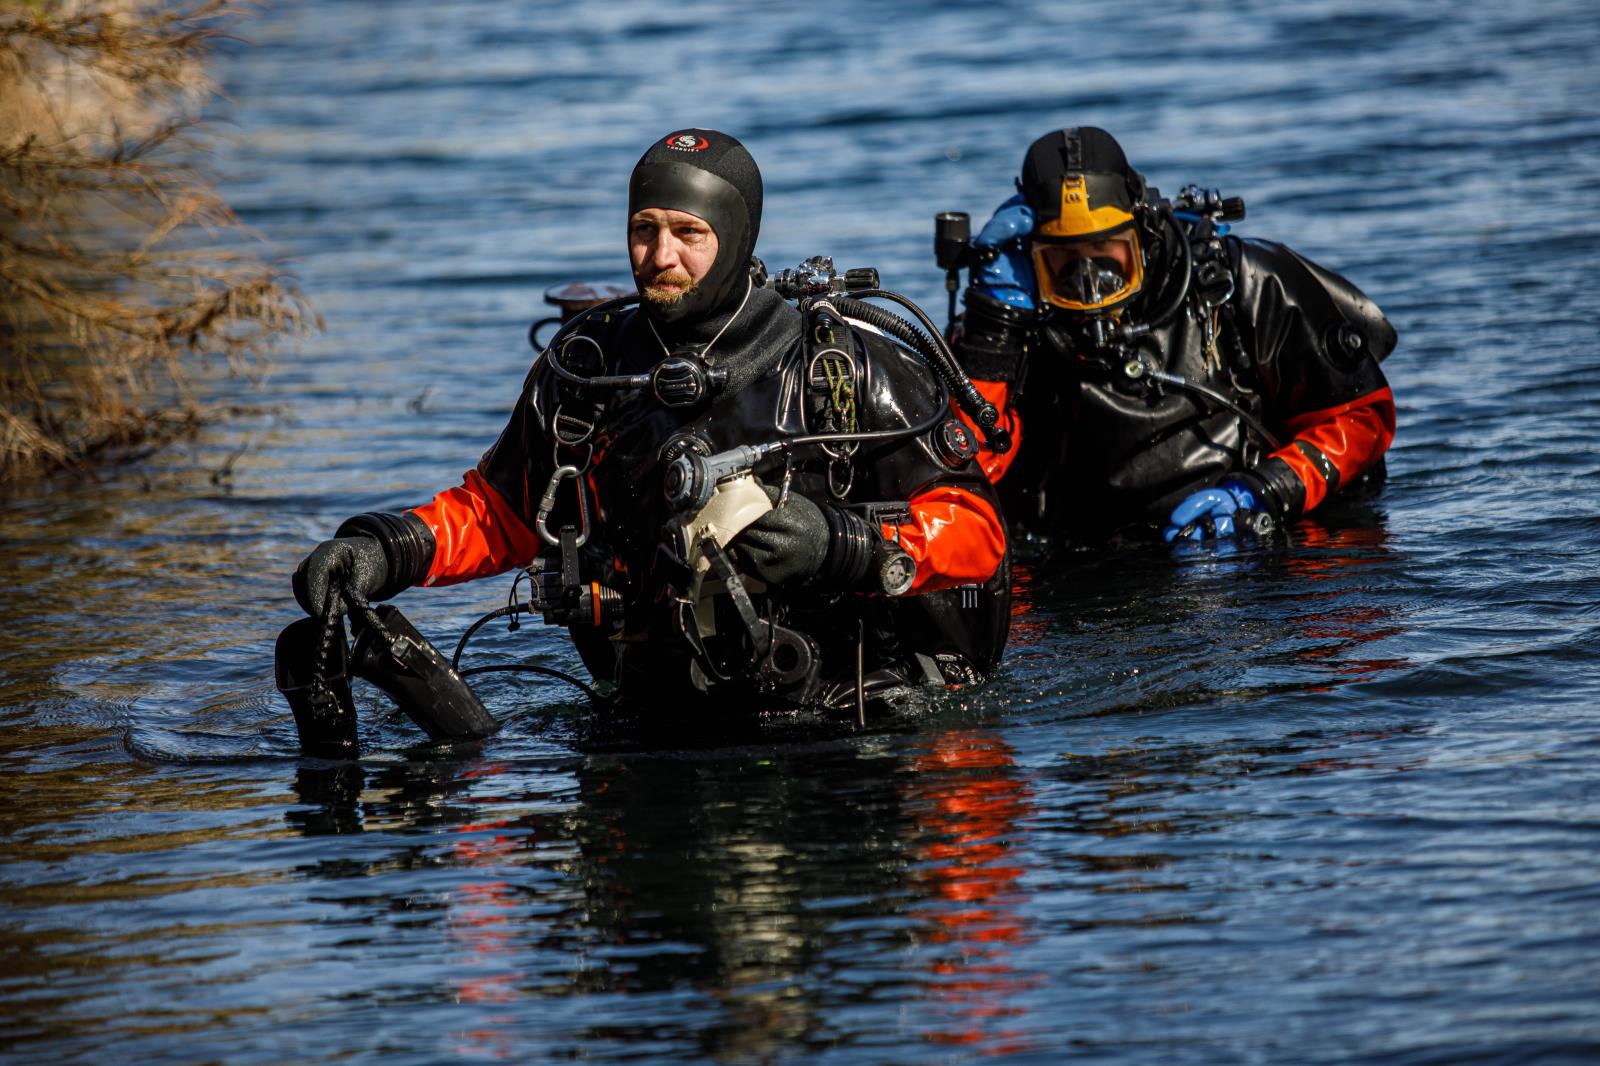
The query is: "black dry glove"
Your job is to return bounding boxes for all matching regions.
[728,488,831,587]
[292,536,390,619]
[729,486,899,591]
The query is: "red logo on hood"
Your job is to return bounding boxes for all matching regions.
[665,133,710,151]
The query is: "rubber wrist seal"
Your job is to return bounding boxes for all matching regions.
[955,288,1034,383]
[1230,458,1307,523]
[335,511,437,601]
[815,503,877,590]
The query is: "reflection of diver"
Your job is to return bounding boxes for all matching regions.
[1273,517,1409,689]
[287,751,487,837]
[561,749,914,1057]
[1017,504,1405,705]
[282,724,1044,1058]
[285,753,533,1061]
[558,730,1041,1058]
[907,730,1040,1054]
[283,129,1010,756]
[288,762,366,836]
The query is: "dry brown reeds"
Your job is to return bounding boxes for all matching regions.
[0,0,315,485]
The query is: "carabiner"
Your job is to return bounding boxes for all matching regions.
[535,464,591,547]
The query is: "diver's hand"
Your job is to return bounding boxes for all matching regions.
[1163,480,1272,543]
[728,489,830,587]
[970,194,1036,310]
[292,536,390,618]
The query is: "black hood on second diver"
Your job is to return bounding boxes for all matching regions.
[629,129,763,329]
[1019,126,1144,238]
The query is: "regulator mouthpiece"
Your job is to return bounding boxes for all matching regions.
[663,441,783,513]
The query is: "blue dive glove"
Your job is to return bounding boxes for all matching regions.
[1163,479,1267,543]
[971,194,1036,310]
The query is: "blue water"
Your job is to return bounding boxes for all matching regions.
[4,0,1600,1061]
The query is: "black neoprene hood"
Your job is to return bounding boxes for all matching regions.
[1020,126,1143,235]
[628,129,763,323]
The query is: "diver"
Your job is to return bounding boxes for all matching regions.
[939,126,1397,545]
[291,129,1009,720]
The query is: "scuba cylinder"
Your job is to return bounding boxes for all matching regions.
[529,280,633,350]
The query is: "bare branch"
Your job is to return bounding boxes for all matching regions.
[1,0,314,484]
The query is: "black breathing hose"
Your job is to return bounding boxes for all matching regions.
[1135,206,1282,452]
[450,603,601,702]
[834,293,1010,454]
[528,316,562,351]
[1142,205,1193,332]
[452,607,513,670]
[537,294,648,389]
[459,663,601,702]
[1146,370,1285,453]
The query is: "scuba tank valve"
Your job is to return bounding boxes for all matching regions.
[933,211,973,332]
[770,256,880,299]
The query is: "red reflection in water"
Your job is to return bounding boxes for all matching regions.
[1278,520,1410,689]
[909,731,1041,1055]
[1007,560,1047,644]
[447,762,525,1060]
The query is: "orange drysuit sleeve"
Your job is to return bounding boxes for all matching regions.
[884,484,1006,595]
[1268,386,1396,512]
[408,467,543,586]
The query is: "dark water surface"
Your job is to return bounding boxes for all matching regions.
[5,0,1600,1061]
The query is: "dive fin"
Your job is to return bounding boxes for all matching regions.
[349,604,498,742]
[274,616,360,760]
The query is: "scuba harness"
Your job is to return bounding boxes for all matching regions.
[277,258,1005,755]
[1101,183,1285,457]
[512,257,1003,710]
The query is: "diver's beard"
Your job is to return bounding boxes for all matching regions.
[639,270,699,307]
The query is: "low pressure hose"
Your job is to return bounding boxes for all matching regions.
[1142,205,1193,332]
[834,294,1011,454]
[449,602,602,702]
[1145,369,1284,453]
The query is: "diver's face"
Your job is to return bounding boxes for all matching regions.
[629,208,719,305]
[1031,227,1143,312]
[1058,235,1134,277]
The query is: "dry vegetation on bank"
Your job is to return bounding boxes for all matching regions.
[0,0,313,485]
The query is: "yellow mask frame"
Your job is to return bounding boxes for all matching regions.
[1031,225,1145,312]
